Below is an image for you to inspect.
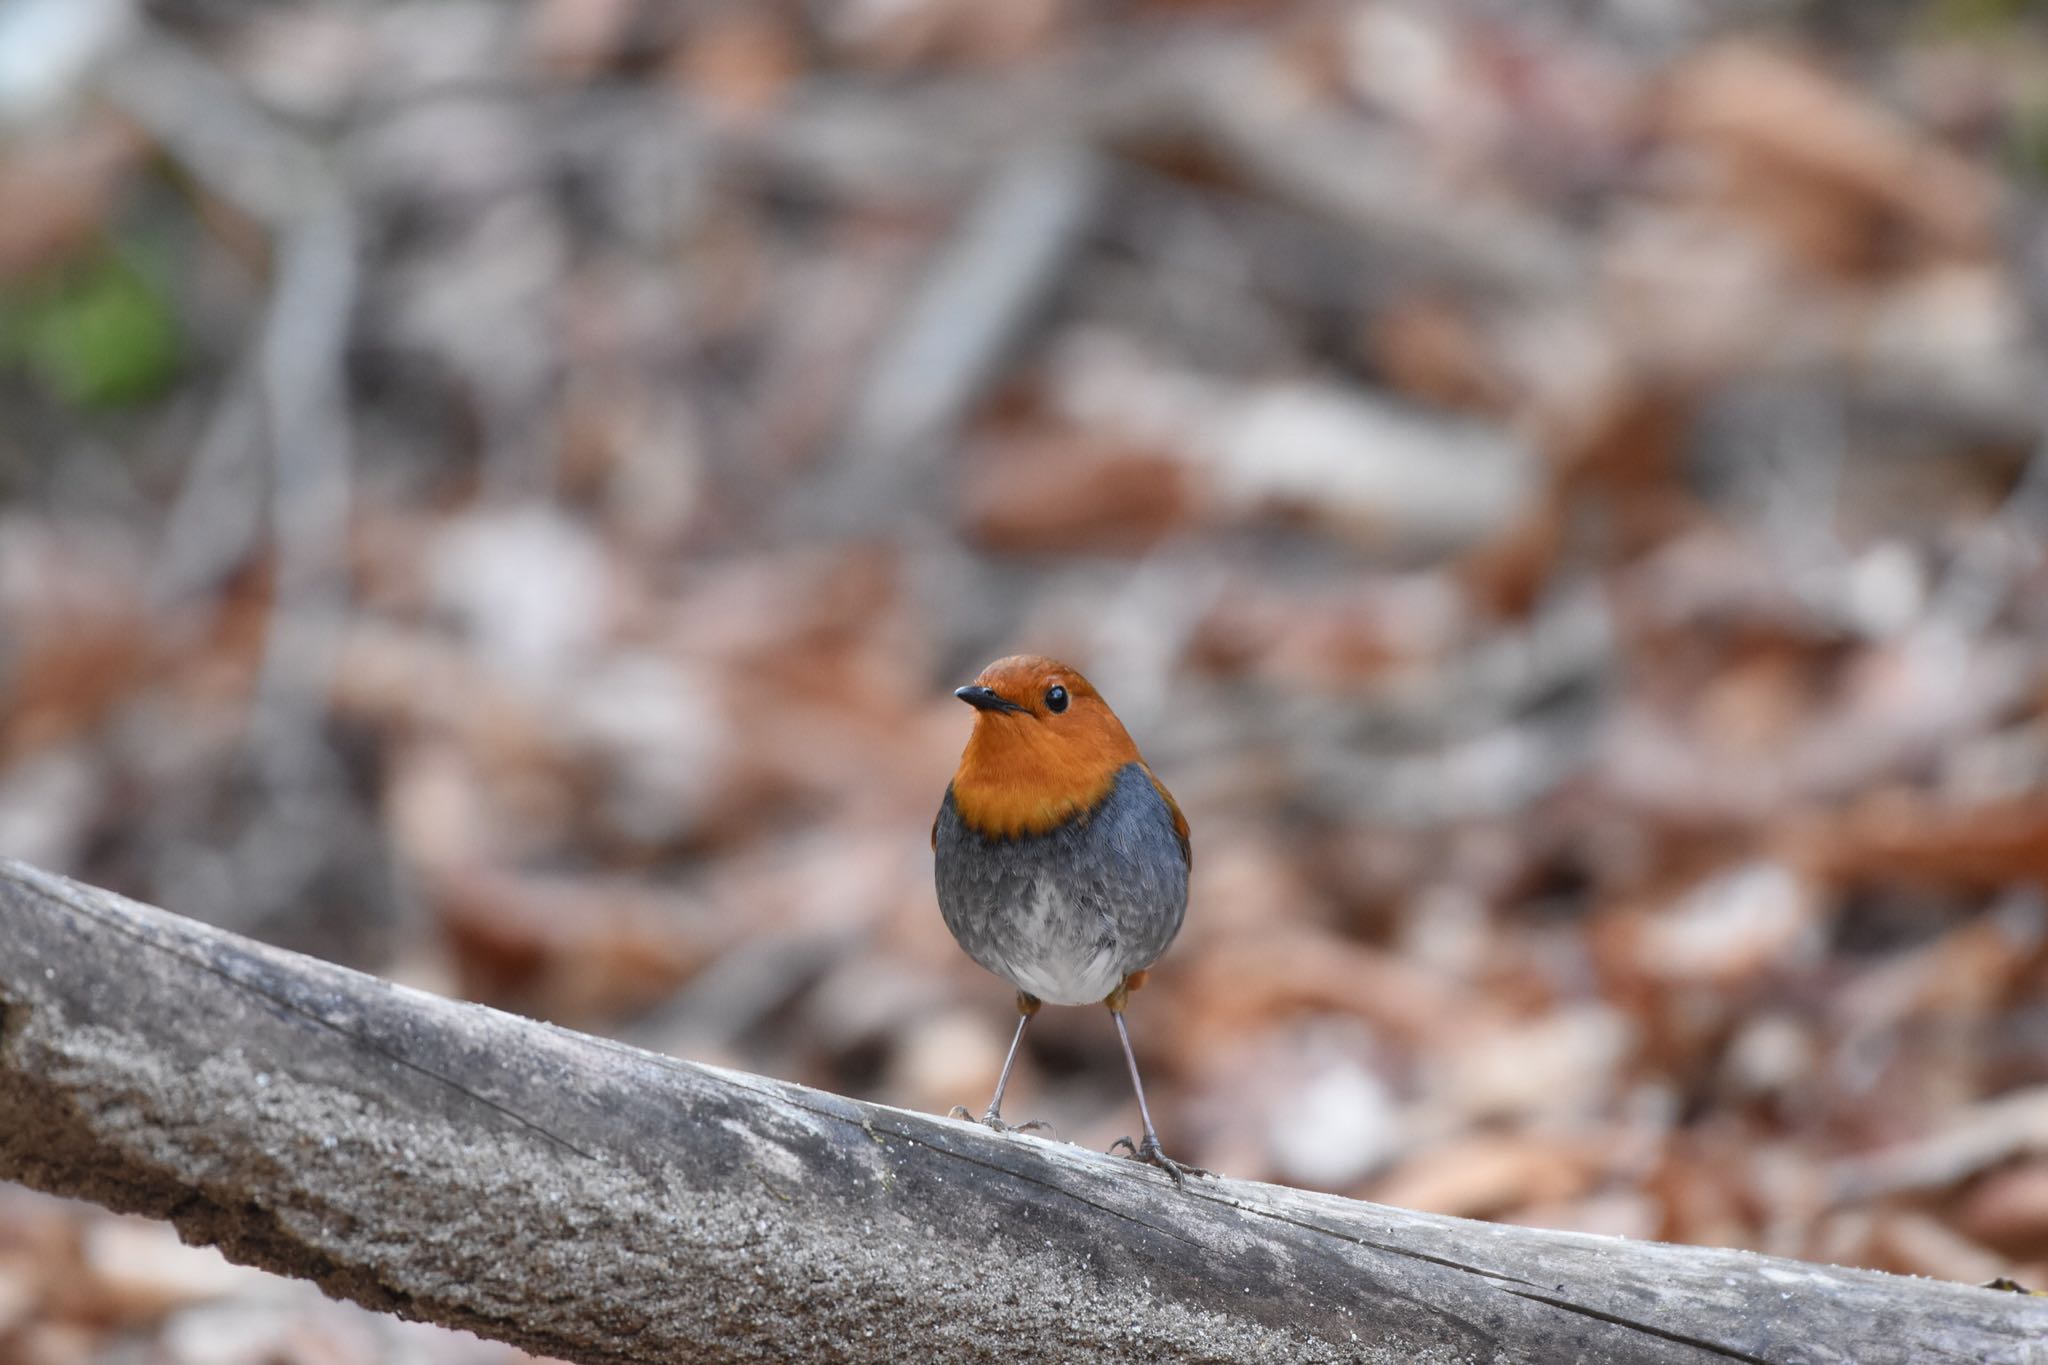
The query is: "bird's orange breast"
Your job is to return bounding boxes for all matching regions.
[950,769,1123,839]
[949,706,1139,840]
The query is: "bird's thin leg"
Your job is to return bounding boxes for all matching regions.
[950,993,1055,1135]
[985,1007,1031,1120]
[1111,1011,1164,1143]
[1105,979,1205,1184]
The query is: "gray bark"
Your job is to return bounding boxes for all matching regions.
[0,857,2042,1364]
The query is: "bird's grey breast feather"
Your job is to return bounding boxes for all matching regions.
[932,762,1189,1004]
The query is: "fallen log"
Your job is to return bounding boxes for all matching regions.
[1,858,2041,1363]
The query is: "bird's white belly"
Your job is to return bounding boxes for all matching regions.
[984,880,1125,1006]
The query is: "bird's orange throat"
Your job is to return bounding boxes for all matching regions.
[949,709,1141,839]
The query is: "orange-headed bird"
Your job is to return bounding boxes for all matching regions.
[932,655,1195,1180]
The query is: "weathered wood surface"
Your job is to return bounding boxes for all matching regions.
[1,857,2042,1364]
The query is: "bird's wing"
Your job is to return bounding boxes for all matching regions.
[1145,767,1191,871]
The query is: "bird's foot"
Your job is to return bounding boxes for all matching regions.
[1110,1133,1207,1185]
[999,1116,1060,1138]
[949,1105,1057,1138]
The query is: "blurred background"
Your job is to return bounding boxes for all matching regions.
[4,0,2048,1359]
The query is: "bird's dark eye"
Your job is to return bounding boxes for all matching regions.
[1044,684,1069,713]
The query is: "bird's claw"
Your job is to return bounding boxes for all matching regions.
[950,1106,1058,1139]
[1110,1133,1206,1185]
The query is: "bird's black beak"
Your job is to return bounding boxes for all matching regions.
[955,685,1024,714]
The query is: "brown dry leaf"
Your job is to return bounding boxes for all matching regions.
[79,1220,259,1325]
[668,9,804,123]
[1424,1004,1635,1125]
[1506,1191,1662,1240]
[0,1258,36,1336]
[1806,794,2048,892]
[1838,912,2041,1027]
[11,1322,98,1365]
[1656,43,1996,277]
[1599,206,1810,387]
[1173,925,1481,1051]
[958,426,1202,555]
[1956,1161,2048,1261]
[382,740,502,874]
[1869,1210,2010,1284]
[1621,861,1823,987]
[525,0,640,78]
[0,116,145,281]
[1693,648,1815,762]
[1651,1145,1757,1250]
[1371,1133,1598,1220]
[1177,832,1328,942]
[827,0,1066,69]
[430,866,720,1023]
[662,546,910,685]
[0,530,155,763]
[1188,579,1460,691]
[0,1193,68,1338]
[1455,495,1567,620]
[0,1189,79,1260]
[1367,294,1514,414]
[1550,379,1691,501]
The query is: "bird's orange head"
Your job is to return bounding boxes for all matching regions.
[946,655,1187,848]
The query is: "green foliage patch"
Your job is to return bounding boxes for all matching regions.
[1,244,181,409]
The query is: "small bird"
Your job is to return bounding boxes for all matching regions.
[932,654,1195,1180]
